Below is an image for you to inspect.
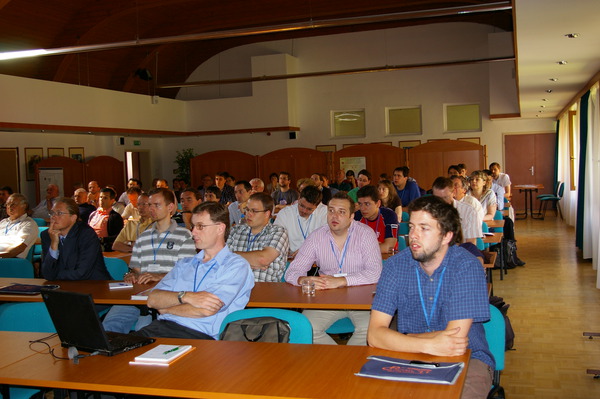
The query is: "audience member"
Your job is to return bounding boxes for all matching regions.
[266,173,279,194]
[87,180,100,207]
[271,171,299,212]
[274,186,327,257]
[136,202,255,339]
[226,192,289,282]
[41,198,111,280]
[198,174,214,198]
[469,170,497,221]
[87,187,124,251]
[249,178,265,194]
[320,174,338,196]
[112,193,153,253]
[347,169,372,203]
[121,187,142,220]
[483,169,505,211]
[117,178,142,205]
[73,188,96,223]
[103,188,197,334]
[450,175,484,221]
[457,163,468,177]
[214,172,236,205]
[285,192,382,345]
[203,186,221,202]
[377,179,403,220]
[228,181,251,227]
[489,162,511,201]
[310,173,332,205]
[225,175,236,187]
[354,185,399,254]
[392,166,421,207]
[0,186,12,220]
[368,195,492,399]
[0,193,38,258]
[31,184,59,219]
[174,188,202,230]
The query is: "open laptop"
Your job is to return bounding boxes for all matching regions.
[41,289,155,356]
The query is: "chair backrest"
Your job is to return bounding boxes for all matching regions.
[103,257,129,280]
[219,308,312,344]
[0,302,56,333]
[483,304,505,371]
[475,237,485,251]
[401,212,409,222]
[397,236,407,251]
[557,182,565,198]
[0,258,35,278]
[493,210,503,220]
[398,222,409,235]
[32,218,47,227]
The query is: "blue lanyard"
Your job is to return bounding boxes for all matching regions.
[193,258,217,292]
[246,229,263,251]
[416,267,447,332]
[151,230,170,262]
[329,230,352,274]
[297,214,312,239]
[4,221,20,235]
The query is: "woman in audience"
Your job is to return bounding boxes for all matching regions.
[468,170,497,221]
[266,173,279,194]
[377,179,402,220]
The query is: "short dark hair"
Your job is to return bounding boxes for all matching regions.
[447,164,460,174]
[100,187,116,199]
[357,185,380,203]
[0,186,13,194]
[235,180,252,192]
[408,196,462,245]
[205,186,222,199]
[432,176,453,191]
[300,185,322,205]
[126,187,142,195]
[357,169,371,181]
[329,191,354,211]
[55,197,80,217]
[279,171,291,179]
[182,187,201,200]
[394,166,410,177]
[193,201,230,240]
[128,178,142,188]
[489,162,501,169]
[450,175,469,191]
[248,192,274,215]
[149,187,175,205]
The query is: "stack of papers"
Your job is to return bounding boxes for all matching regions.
[130,288,154,300]
[355,356,464,385]
[129,344,194,366]
[108,282,133,290]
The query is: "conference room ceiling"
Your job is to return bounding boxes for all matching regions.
[0,0,597,120]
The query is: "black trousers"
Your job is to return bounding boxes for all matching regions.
[135,319,215,340]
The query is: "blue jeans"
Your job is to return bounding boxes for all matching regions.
[102,305,152,334]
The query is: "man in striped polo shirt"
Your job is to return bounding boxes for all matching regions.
[284,192,382,345]
[103,188,196,333]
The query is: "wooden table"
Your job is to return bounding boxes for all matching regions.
[482,232,502,244]
[102,250,132,264]
[0,331,469,399]
[514,184,544,220]
[0,279,377,310]
[485,219,505,229]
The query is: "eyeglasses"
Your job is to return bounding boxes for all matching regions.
[192,223,220,231]
[49,211,70,217]
[243,208,268,215]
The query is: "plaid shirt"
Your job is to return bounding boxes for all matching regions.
[226,222,289,282]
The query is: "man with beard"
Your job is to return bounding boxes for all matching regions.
[367,195,493,399]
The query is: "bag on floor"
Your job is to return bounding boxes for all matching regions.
[220,317,291,343]
[489,296,515,351]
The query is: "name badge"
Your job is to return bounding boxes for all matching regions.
[333,273,348,278]
[147,263,161,273]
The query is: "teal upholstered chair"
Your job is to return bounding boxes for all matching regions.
[483,305,506,399]
[0,258,35,278]
[103,257,129,280]
[32,218,47,227]
[219,308,312,344]
[538,182,565,219]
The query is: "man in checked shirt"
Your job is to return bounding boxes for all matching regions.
[285,192,382,345]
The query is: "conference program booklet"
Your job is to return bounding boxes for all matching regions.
[129,344,195,366]
[355,356,464,385]
[130,287,154,300]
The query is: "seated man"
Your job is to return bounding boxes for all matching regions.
[346,169,372,203]
[87,187,124,251]
[490,162,511,200]
[31,183,59,219]
[174,188,202,230]
[432,177,482,245]
[41,198,111,280]
[228,181,252,227]
[111,193,154,253]
[368,195,493,399]
[117,178,142,205]
[274,185,328,257]
[0,194,38,258]
[249,178,265,194]
[203,186,222,203]
[393,166,421,207]
[87,180,101,208]
[215,172,236,205]
[121,186,142,220]
[354,185,399,254]
[73,188,96,223]
[227,192,289,282]
[0,186,13,220]
[310,173,332,205]
[271,172,299,212]
[103,188,196,333]
[450,175,484,221]
[137,201,255,339]
[285,192,382,345]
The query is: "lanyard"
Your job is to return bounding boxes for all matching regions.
[329,230,352,274]
[4,220,20,235]
[193,258,217,292]
[416,267,447,332]
[297,214,313,239]
[246,229,263,251]
[151,230,170,262]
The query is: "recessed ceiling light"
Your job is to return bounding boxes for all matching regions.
[549,78,558,82]
[557,60,568,65]
[542,98,549,101]
[565,33,579,38]
[540,105,546,108]
[539,110,544,113]
[546,89,553,93]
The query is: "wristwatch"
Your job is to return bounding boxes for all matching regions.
[177,291,186,304]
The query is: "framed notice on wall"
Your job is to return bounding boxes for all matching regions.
[47,148,64,157]
[69,147,85,162]
[340,157,366,176]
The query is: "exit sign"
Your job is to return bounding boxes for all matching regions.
[133,140,141,146]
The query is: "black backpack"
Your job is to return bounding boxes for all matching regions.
[489,296,515,351]
[220,317,291,343]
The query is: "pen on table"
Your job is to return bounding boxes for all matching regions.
[410,360,440,367]
[163,346,180,355]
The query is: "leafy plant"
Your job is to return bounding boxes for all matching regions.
[173,148,197,183]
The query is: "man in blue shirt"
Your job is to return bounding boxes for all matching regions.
[368,195,493,399]
[392,166,421,207]
[137,201,255,339]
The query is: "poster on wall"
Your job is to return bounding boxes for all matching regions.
[24,147,43,181]
[340,156,366,175]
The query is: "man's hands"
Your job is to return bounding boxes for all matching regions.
[298,275,347,290]
[423,327,469,357]
[124,271,165,284]
[47,220,61,250]
[180,291,224,316]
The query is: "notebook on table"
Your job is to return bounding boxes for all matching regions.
[41,289,155,356]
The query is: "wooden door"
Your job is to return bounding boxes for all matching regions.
[504,133,556,212]
[258,148,328,186]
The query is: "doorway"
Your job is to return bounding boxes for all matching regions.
[504,132,556,213]
[125,151,152,191]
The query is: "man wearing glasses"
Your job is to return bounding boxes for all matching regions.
[0,193,38,259]
[102,188,196,333]
[40,197,111,280]
[226,192,289,282]
[111,193,154,253]
[274,186,327,257]
[136,201,254,339]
